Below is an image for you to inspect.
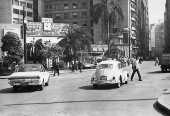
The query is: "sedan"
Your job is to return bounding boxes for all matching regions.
[8,64,50,91]
[91,60,129,88]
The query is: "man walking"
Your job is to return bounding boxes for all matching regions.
[131,57,142,81]
[52,60,60,76]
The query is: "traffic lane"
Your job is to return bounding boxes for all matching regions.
[0,98,160,116]
[0,61,169,116]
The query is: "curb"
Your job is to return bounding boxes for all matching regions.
[156,95,170,115]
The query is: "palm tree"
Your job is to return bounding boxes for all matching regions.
[92,0,124,56]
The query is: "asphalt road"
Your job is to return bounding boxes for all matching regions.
[0,61,170,116]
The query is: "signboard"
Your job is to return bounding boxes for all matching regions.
[41,18,53,23]
[4,28,21,38]
[26,22,69,37]
[91,44,108,52]
[27,22,42,36]
[43,22,52,31]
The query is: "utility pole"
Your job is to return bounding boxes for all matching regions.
[23,6,27,64]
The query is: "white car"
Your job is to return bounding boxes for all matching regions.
[8,64,50,91]
[91,60,129,88]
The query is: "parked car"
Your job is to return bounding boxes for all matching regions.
[91,60,129,88]
[82,63,96,69]
[8,64,50,91]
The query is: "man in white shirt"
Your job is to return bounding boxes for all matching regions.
[131,57,142,81]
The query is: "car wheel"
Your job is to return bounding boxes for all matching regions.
[38,81,44,91]
[116,82,121,88]
[13,86,19,91]
[93,84,98,88]
[125,80,128,84]
[45,78,50,86]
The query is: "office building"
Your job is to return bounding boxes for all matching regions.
[0,0,33,24]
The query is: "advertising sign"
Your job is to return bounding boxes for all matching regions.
[91,44,108,52]
[26,22,69,37]
[41,18,53,23]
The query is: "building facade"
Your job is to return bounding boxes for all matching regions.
[137,0,149,58]
[42,0,92,29]
[164,0,170,53]
[0,0,33,24]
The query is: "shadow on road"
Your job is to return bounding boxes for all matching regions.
[79,85,124,90]
[153,102,170,116]
[4,98,157,107]
[0,87,36,94]
[147,71,164,74]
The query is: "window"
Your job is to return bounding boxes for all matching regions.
[20,1,26,6]
[72,12,78,18]
[64,13,69,19]
[64,3,69,9]
[81,11,87,18]
[82,2,87,8]
[27,12,33,17]
[20,10,26,15]
[27,3,33,9]
[72,3,78,9]
[13,8,19,14]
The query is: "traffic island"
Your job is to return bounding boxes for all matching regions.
[156,93,170,115]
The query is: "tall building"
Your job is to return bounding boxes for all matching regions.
[150,23,165,57]
[41,0,92,28]
[137,0,149,58]
[164,0,170,52]
[0,0,33,24]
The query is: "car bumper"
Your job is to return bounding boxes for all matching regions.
[9,80,41,86]
[91,80,117,85]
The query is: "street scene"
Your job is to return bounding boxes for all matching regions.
[0,0,170,116]
[0,61,169,116]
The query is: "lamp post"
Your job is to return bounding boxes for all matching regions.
[123,28,131,58]
[23,6,27,64]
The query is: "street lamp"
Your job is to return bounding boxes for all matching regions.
[123,28,131,58]
[22,6,27,64]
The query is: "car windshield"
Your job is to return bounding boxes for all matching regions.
[97,64,113,69]
[18,65,41,72]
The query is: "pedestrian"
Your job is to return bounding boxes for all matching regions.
[155,57,159,66]
[52,60,60,76]
[131,57,142,81]
[78,60,82,72]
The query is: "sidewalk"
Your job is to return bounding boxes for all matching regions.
[157,90,170,114]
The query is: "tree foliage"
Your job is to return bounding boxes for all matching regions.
[1,32,24,64]
[59,24,92,62]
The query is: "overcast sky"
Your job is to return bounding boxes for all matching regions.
[148,0,166,24]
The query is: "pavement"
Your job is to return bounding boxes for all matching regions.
[157,90,170,114]
[1,64,170,115]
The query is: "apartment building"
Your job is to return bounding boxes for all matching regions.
[0,0,33,24]
[42,0,92,28]
[164,0,170,52]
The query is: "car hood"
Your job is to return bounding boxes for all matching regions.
[95,69,113,77]
[9,72,41,78]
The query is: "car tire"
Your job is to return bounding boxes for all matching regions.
[93,84,98,88]
[116,82,121,88]
[13,86,19,91]
[125,80,128,84]
[38,81,44,91]
[45,78,50,86]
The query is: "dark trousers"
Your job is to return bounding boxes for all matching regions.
[54,69,59,76]
[131,69,142,80]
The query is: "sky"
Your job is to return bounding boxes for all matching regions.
[148,0,166,24]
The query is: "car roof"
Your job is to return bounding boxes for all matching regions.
[98,60,120,65]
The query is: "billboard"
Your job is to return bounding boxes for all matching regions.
[91,44,108,52]
[26,22,69,37]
